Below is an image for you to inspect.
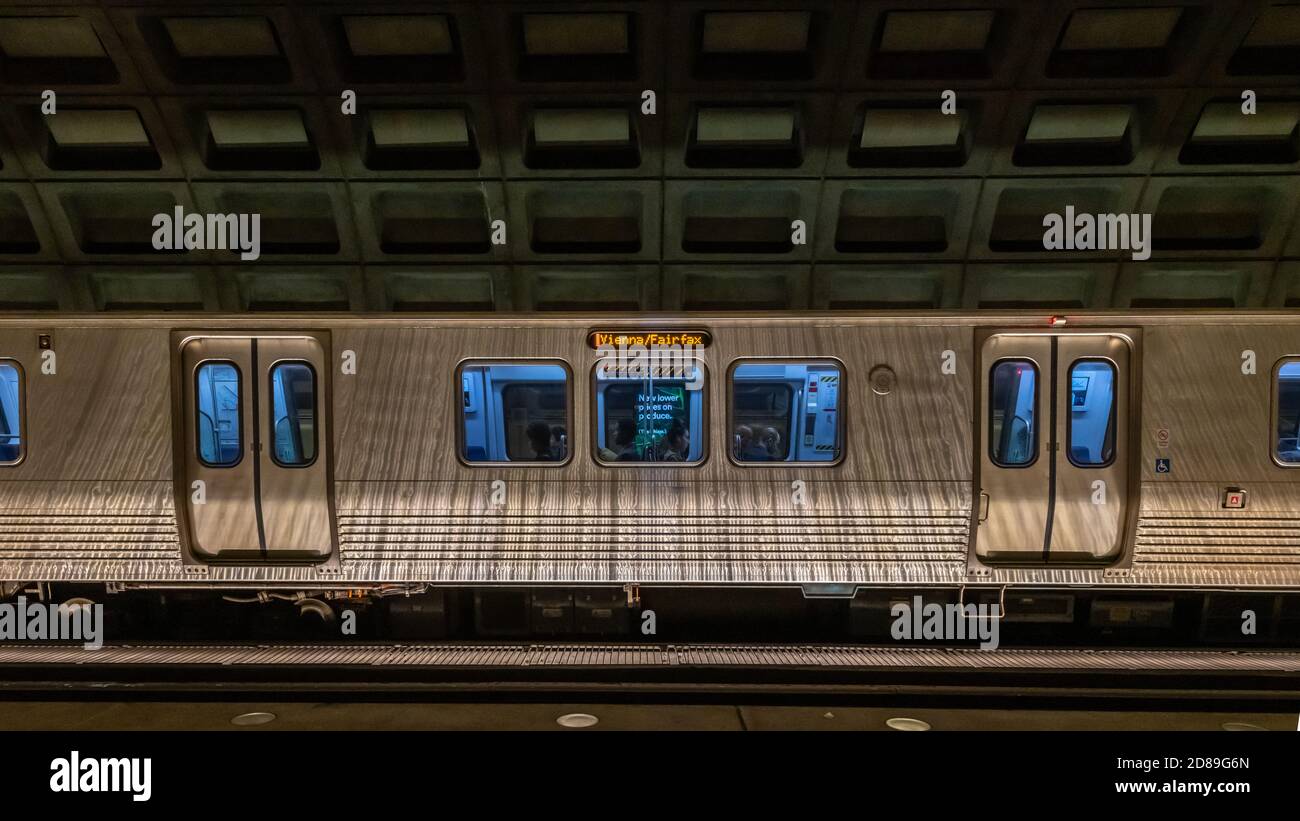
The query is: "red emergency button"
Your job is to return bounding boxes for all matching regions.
[1222,488,1247,510]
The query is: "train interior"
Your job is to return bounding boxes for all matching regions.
[1069,361,1115,466]
[461,363,569,462]
[195,362,240,466]
[270,362,317,466]
[195,359,319,466]
[988,357,1117,466]
[989,360,1038,465]
[594,364,705,463]
[732,362,841,463]
[0,362,19,463]
[1279,361,1300,463]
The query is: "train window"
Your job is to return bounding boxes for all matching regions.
[0,361,22,464]
[594,363,705,464]
[730,361,842,464]
[459,362,570,464]
[989,359,1037,467]
[196,361,242,467]
[1067,360,1116,467]
[1276,360,1300,465]
[270,362,317,467]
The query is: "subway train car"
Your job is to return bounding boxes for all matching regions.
[0,312,1298,643]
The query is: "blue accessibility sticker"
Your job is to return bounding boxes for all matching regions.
[1155,458,1171,474]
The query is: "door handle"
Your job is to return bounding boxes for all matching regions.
[978,492,990,523]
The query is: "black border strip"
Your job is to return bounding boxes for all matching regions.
[250,339,267,559]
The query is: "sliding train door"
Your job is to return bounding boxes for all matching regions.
[256,337,331,560]
[181,337,260,561]
[177,333,334,563]
[975,331,1132,564]
[1049,334,1130,561]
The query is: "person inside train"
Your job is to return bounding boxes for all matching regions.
[526,421,560,461]
[598,421,617,461]
[614,419,641,461]
[598,419,640,462]
[759,426,783,460]
[735,424,770,461]
[734,424,754,459]
[657,423,689,461]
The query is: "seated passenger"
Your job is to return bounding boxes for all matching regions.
[759,426,783,461]
[734,425,755,460]
[615,420,642,461]
[657,423,689,461]
[598,421,619,461]
[599,419,640,462]
[526,421,559,461]
[736,424,771,461]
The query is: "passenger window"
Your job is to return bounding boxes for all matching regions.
[731,362,842,463]
[1067,360,1116,467]
[595,364,704,464]
[460,363,570,463]
[0,361,22,464]
[196,362,242,467]
[989,359,1037,467]
[1276,360,1300,464]
[270,362,317,467]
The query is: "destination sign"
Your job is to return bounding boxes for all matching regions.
[587,330,712,349]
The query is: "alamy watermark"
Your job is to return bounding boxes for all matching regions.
[1042,206,1152,261]
[0,596,103,650]
[594,339,705,391]
[151,205,261,261]
[50,751,151,802]
[890,595,1000,650]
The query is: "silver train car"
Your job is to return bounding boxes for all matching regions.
[0,312,1298,620]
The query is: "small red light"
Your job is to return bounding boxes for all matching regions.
[1048,315,1067,326]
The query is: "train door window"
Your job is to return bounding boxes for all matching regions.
[1066,360,1116,467]
[195,361,241,467]
[459,362,571,464]
[594,363,705,465]
[730,361,842,464]
[0,361,22,464]
[989,359,1037,467]
[269,362,317,467]
[1275,359,1300,464]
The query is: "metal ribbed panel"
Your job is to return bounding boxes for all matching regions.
[1136,516,1300,565]
[0,513,181,560]
[338,514,970,563]
[2,643,1298,672]
[331,511,970,583]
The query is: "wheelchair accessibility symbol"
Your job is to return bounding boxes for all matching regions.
[1155,458,1171,474]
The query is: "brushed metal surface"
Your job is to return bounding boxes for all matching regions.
[1139,323,1293,481]
[255,336,334,561]
[0,328,169,482]
[0,313,1294,588]
[1050,333,1130,560]
[976,334,1053,559]
[176,333,334,563]
[180,336,260,561]
[0,481,180,567]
